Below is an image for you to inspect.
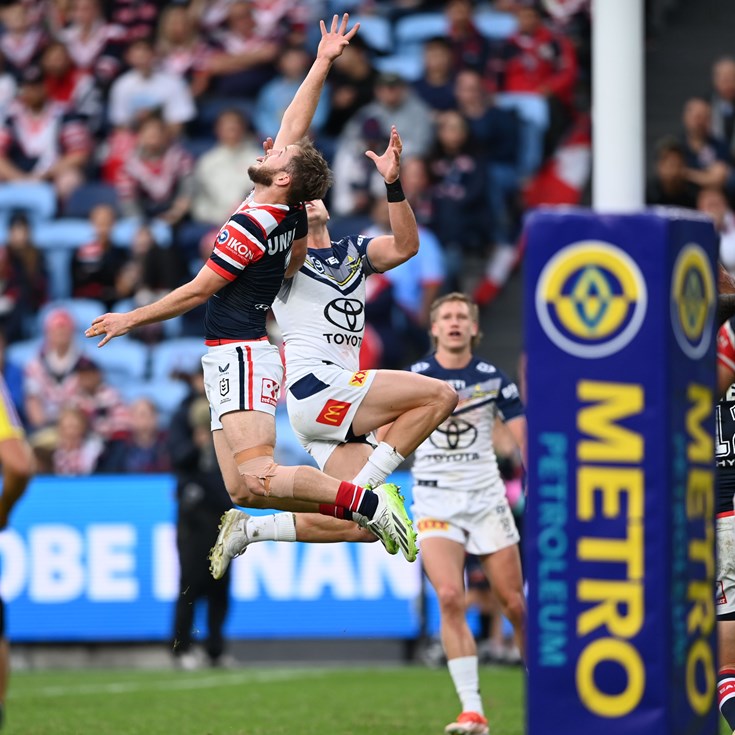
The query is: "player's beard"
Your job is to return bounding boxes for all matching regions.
[247,164,275,186]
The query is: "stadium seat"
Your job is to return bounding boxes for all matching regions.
[496,92,549,175]
[111,299,183,339]
[6,337,42,369]
[111,217,173,248]
[349,16,392,53]
[63,182,119,219]
[38,298,106,333]
[474,10,518,39]
[176,220,215,255]
[42,249,74,300]
[373,54,424,82]
[394,13,446,48]
[149,338,207,380]
[181,136,216,159]
[81,337,149,382]
[117,377,189,424]
[0,182,56,224]
[32,219,94,249]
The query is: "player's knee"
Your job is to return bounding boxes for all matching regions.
[241,473,267,498]
[501,590,526,627]
[432,380,459,418]
[436,584,465,615]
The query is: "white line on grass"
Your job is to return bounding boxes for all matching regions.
[10,669,326,699]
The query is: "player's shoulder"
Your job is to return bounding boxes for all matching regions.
[409,355,436,374]
[471,357,500,377]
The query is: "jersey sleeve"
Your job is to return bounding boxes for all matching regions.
[495,368,525,422]
[718,318,735,372]
[206,212,266,281]
[294,206,307,240]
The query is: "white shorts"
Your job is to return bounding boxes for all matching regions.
[412,481,520,556]
[717,514,735,617]
[286,365,377,469]
[202,340,283,430]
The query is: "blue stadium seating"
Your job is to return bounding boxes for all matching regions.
[474,10,518,39]
[38,298,106,334]
[63,182,119,219]
[349,16,392,53]
[111,217,173,248]
[81,337,149,382]
[6,337,42,369]
[0,182,56,225]
[117,377,189,424]
[149,338,207,380]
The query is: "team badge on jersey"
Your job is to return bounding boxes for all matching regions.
[349,370,369,387]
[316,399,351,426]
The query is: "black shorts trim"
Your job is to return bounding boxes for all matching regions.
[718,610,735,621]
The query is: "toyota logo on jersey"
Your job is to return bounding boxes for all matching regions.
[429,418,478,450]
[324,298,364,333]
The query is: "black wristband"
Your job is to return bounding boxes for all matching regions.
[385,178,405,203]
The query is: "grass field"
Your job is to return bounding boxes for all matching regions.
[7,665,524,735]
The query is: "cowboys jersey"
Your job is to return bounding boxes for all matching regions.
[273,233,375,384]
[409,354,524,491]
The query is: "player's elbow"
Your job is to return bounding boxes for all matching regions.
[398,233,420,260]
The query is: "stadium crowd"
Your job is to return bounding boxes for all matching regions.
[0,0,591,474]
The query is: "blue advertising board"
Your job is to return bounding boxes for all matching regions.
[1,473,421,641]
[524,209,718,734]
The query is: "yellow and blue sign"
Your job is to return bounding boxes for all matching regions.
[524,209,718,735]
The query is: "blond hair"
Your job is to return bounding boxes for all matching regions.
[429,292,482,349]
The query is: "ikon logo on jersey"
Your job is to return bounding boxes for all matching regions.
[349,370,369,387]
[217,228,257,261]
[316,399,351,426]
[261,378,280,407]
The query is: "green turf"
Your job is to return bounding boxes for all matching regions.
[6,665,524,735]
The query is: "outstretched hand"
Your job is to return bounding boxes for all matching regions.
[85,312,131,347]
[365,125,403,183]
[317,13,360,63]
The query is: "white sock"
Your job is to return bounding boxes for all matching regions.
[351,442,405,488]
[245,513,297,542]
[447,656,484,715]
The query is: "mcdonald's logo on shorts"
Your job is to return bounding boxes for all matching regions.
[349,370,369,387]
[316,399,351,426]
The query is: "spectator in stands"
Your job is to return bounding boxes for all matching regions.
[428,110,491,292]
[698,186,735,276]
[332,116,390,216]
[711,57,735,158]
[401,156,435,228]
[24,308,83,431]
[72,357,129,442]
[115,114,194,225]
[495,2,577,156]
[0,1,46,79]
[0,52,17,119]
[55,0,126,88]
[71,204,131,309]
[253,45,329,141]
[680,97,734,194]
[413,37,457,112]
[445,0,489,73]
[189,0,235,34]
[191,109,261,226]
[50,405,104,475]
[645,136,698,209]
[40,41,102,131]
[321,34,376,139]
[170,373,234,670]
[5,211,47,321]
[202,0,280,99]
[0,65,92,201]
[107,36,196,136]
[363,197,445,364]
[0,248,27,344]
[155,4,211,98]
[341,72,435,160]
[107,0,165,44]
[454,69,524,256]
[0,331,25,422]
[100,397,169,473]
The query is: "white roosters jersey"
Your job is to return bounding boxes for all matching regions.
[273,234,376,385]
[409,354,525,492]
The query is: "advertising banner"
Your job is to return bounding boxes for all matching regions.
[524,209,718,734]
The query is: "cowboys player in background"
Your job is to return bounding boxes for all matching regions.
[407,292,526,735]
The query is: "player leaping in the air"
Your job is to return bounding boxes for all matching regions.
[209,125,458,575]
[85,14,418,563]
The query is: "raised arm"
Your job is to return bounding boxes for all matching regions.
[364,126,420,272]
[272,13,359,149]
